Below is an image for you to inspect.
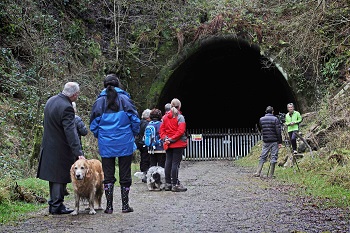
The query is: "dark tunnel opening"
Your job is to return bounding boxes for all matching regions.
[157,38,296,130]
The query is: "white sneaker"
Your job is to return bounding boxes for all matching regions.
[293,150,297,154]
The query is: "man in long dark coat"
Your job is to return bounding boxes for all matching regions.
[37,81,85,215]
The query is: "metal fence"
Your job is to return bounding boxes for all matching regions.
[183,128,262,161]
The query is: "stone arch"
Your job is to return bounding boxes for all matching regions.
[148,35,297,129]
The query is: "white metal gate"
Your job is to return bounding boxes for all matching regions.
[183,128,262,161]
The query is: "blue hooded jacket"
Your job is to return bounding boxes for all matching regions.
[90,87,140,158]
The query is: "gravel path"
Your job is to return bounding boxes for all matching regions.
[1,160,349,233]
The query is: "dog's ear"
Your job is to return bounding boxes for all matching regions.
[153,173,161,182]
[86,168,91,178]
[70,163,75,178]
[85,161,91,178]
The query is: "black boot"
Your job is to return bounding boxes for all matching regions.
[104,183,114,214]
[121,186,133,213]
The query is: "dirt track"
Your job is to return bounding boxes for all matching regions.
[1,160,349,233]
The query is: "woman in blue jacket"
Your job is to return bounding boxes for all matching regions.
[90,74,140,214]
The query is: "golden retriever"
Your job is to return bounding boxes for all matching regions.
[70,158,104,215]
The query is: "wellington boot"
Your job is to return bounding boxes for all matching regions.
[121,186,134,213]
[254,162,264,177]
[268,163,276,178]
[104,183,114,214]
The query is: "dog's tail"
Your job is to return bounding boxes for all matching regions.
[134,172,145,179]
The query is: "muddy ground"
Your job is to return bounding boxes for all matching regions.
[1,160,349,233]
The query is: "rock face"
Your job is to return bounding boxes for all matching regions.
[1,160,349,233]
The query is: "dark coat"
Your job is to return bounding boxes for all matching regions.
[37,93,82,183]
[75,114,88,150]
[259,113,282,144]
[135,118,149,149]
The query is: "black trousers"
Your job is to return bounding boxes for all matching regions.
[150,152,166,168]
[138,146,150,172]
[164,147,184,185]
[48,182,66,212]
[102,155,133,187]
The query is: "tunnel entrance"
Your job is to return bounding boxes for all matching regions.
[157,37,296,129]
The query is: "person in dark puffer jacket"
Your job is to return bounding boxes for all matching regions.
[254,106,282,178]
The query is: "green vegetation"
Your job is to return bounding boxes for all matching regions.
[0,162,140,225]
[237,152,350,208]
[1,0,350,226]
[236,94,350,208]
[0,201,45,225]
[0,178,47,224]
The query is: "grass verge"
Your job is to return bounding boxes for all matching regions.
[235,145,350,209]
[0,162,140,225]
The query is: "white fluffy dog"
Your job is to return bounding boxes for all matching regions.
[134,166,165,191]
[146,166,166,191]
[134,166,166,191]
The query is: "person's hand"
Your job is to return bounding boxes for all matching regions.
[164,139,171,144]
[78,155,86,160]
[278,144,282,148]
[290,122,295,125]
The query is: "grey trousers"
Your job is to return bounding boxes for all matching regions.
[48,182,65,212]
[259,142,279,164]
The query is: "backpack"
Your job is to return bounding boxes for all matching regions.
[135,119,149,148]
[143,121,161,154]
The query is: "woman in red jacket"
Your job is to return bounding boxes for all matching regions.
[160,98,188,192]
